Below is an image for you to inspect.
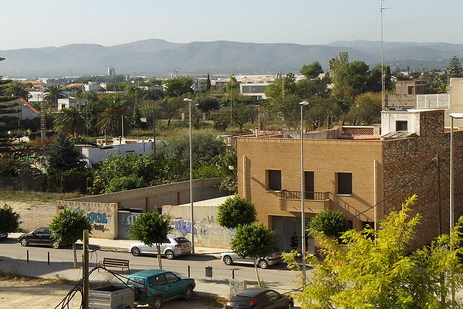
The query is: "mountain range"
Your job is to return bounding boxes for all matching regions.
[1,39,462,78]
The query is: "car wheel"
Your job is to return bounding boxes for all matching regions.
[151,295,162,309]
[258,259,268,269]
[223,255,233,265]
[51,240,60,249]
[165,250,175,260]
[184,285,194,299]
[20,239,29,247]
[131,247,141,256]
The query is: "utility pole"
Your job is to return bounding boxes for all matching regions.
[82,230,89,309]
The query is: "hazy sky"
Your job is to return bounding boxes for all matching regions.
[2,0,463,50]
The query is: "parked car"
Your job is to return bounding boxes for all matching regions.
[126,269,195,309]
[0,233,7,240]
[226,288,293,309]
[220,249,283,269]
[18,227,61,249]
[129,235,191,259]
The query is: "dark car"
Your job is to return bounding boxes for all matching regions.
[126,269,195,309]
[18,227,61,249]
[0,233,7,240]
[226,288,293,309]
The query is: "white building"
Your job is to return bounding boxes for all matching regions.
[57,97,88,110]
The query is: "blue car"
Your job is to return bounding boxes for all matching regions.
[126,269,195,309]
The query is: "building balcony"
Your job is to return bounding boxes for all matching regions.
[278,190,330,214]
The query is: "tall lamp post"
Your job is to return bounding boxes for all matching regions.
[184,98,195,253]
[300,101,309,284]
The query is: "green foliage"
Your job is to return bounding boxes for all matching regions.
[0,98,19,153]
[308,209,348,238]
[300,62,324,79]
[46,133,85,173]
[285,195,463,309]
[217,196,257,229]
[91,153,164,194]
[164,76,194,98]
[105,174,146,193]
[49,208,92,244]
[0,204,21,234]
[231,223,275,286]
[447,56,463,78]
[54,108,86,136]
[196,96,221,115]
[344,92,382,125]
[129,209,172,269]
[264,73,297,101]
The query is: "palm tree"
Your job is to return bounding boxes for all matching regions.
[54,108,86,136]
[5,82,29,100]
[98,95,131,137]
[44,85,65,109]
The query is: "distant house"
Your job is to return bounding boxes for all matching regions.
[3,98,40,120]
[57,97,88,110]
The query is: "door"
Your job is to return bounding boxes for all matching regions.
[164,272,184,299]
[304,171,314,199]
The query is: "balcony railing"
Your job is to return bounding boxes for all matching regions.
[279,190,329,201]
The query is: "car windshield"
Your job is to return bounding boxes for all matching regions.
[174,237,190,243]
[230,295,253,304]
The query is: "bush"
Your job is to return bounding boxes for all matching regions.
[105,174,146,193]
[309,210,348,238]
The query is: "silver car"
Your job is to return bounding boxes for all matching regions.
[220,249,283,269]
[129,235,191,259]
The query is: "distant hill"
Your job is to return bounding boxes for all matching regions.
[1,39,462,78]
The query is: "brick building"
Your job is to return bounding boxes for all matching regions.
[236,109,463,252]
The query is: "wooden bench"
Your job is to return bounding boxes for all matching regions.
[100,257,130,273]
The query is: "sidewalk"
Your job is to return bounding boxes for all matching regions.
[4,233,300,307]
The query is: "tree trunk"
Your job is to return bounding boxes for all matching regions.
[253,259,262,287]
[156,243,162,270]
[72,242,77,268]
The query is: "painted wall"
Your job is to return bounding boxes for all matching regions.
[56,201,118,239]
[162,196,234,248]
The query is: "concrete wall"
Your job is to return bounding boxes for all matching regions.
[163,196,234,248]
[56,201,119,239]
[79,142,154,167]
[68,178,228,211]
[381,110,421,136]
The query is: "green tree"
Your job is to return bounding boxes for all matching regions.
[49,208,92,267]
[264,73,297,101]
[285,195,463,309]
[0,204,20,236]
[196,96,220,117]
[105,174,146,193]
[217,195,256,229]
[308,209,348,238]
[47,133,84,173]
[129,209,172,269]
[345,92,382,125]
[44,85,65,109]
[0,97,19,153]
[231,223,276,286]
[97,94,131,137]
[4,81,29,100]
[164,76,194,98]
[446,56,463,78]
[300,62,324,79]
[54,108,86,136]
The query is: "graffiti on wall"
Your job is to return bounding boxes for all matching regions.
[75,208,110,232]
[121,213,141,227]
[174,217,197,236]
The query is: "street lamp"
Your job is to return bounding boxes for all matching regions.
[300,100,309,284]
[184,98,195,253]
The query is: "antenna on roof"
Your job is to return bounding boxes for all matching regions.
[380,0,393,108]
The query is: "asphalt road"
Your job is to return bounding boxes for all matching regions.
[0,238,301,293]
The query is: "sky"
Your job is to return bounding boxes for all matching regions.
[2,0,463,50]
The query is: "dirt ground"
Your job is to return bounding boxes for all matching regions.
[1,200,56,231]
[0,276,227,309]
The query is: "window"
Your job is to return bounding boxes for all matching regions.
[347,220,353,229]
[304,171,314,199]
[396,121,408,131]
[362,221,375,229]
[337,172,352,195]
[165,272,179,284]
[267,170,281,191]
